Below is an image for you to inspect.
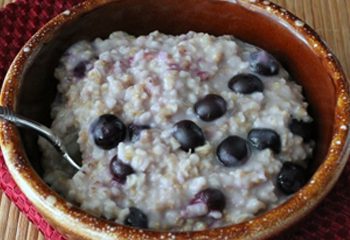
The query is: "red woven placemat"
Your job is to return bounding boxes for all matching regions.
[0,1,349,239]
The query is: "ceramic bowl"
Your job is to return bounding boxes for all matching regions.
[1,0,349,239]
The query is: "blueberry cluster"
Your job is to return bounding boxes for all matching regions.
[89,114,150,228]
[173,50,314,215]
[87,50,314,228]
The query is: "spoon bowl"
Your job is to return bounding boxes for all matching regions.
[0,106,81,170]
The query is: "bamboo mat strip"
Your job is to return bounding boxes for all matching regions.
[0,0,349,239]
[0,0,12,6]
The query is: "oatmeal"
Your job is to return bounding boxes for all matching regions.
[39,31,315,230]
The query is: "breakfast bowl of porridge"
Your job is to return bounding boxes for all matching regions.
[0,0,349,239]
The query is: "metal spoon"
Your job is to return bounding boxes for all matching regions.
[0,106,81,170]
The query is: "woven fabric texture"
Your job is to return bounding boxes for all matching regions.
[0,0,349,239]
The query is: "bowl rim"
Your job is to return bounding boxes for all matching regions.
[0,0,349,239]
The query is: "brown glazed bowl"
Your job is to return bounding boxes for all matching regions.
[0,0,349,239]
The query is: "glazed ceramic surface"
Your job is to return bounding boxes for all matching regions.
[0,0,349,239]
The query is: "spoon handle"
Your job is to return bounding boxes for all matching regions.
[0,106,81,170]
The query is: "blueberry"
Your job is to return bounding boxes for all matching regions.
[249,50,279,76]
[248,128,281,153]
[124,207,148,229]
[216,136,249,167]
[90,114,126,150]
[277,162,307,195]
[194,94,227,121]
[73,61,88,78]
[289,119,314,142]
[110,156,134,184]
[127,124,150,141]
[228,73,264,94]
[173,120,205,152]
[190,188,226,212]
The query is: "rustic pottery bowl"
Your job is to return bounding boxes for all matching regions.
[0,0,349,239]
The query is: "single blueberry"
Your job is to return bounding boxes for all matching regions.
[173,120,205,152]
[90,114,126,150]
[73,61,88,78]
[228,73,264,94]
[124,207,148,229]
[190,188,226,212]
[216,136,250,167]
[194,94,227,121]
[248,128,281,153]
[277,162,307,195]
[249,50,279,76]
[289,119,314,142]
[110,156,134,184]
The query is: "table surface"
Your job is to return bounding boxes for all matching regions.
[0,0,349,239]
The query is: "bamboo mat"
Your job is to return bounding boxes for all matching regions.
[0,0,349,239]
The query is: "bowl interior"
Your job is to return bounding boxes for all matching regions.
[18,0,333,178]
